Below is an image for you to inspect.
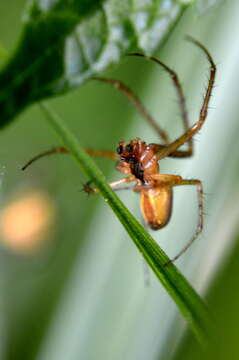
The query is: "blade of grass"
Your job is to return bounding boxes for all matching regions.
[39,102,214,347]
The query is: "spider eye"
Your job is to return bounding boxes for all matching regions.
[116,145,123,154]
[127,156,135,164]
[126,144,132,152]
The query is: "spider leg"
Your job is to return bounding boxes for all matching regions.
[156,37,216,161]
[129,53,192,154]
[92,77,170,144]
[166,179,203,265]
[147,144,196,158]
[83,175,136,194]
[85,149,118,160]
[22,146,118,171]
[22,146,68,170]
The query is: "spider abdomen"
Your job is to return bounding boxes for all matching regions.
[140,186,172,230]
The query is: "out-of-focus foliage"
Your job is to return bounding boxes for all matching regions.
[0,0,189,125]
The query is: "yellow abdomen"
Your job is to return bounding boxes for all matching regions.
[140,186,172,230]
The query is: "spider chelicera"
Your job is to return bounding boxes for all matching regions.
[22,37,216,263]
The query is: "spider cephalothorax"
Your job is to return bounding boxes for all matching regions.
[116,138,159,183]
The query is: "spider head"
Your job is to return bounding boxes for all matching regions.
[116,138,147,176]
[116,138,146,163]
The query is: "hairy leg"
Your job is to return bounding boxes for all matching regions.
[22,146,118,171]
[129,52,192,154]
[156,37,216,160]
[167,179,203,264]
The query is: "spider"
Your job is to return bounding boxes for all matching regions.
[22,36,216,263]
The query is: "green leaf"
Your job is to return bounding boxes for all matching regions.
[40,102,214,347]
[0,0,190,126]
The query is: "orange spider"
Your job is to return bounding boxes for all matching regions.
[23,37,216,263]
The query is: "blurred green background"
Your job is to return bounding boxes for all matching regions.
[1,1,239,359]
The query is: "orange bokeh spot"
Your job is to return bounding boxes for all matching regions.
[0,191,55,254]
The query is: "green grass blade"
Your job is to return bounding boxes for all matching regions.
[40,102,214,347]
